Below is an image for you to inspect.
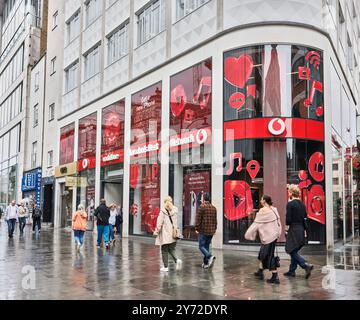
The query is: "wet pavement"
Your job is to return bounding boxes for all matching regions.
[0,221,359,300]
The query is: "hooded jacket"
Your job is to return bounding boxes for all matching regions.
[245,207,282,245]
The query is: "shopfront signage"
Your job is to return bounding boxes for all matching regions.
[55,162,78,177]
[22,168,42,208]
[100,149,124,167]
[268,118,286,136]
[77,157,96,172]
[65,176,88,188]
[169,128,211,152]
[130,141,160,157]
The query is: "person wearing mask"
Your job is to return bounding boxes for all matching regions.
[5,200,18,238]
[195,193,217,269]
[94,199,111,250]
[32,203,42,234]
[284,185,314,279]
[109,203,118,246]
[245,195,282,284]
[72,204,88,252]
[153,196,182,272]
[115,205,123,239]
[18,201,28,236]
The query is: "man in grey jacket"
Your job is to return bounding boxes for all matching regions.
[5,200,18,238]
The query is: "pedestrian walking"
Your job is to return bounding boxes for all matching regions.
[0,206,3,221]
[153,196,182,272]
[32,203,42,234]
[72,204,87,252]
[5,200,18,238]
[284,185,314,279]
[115,205,123,238]
[18,201,27,236]
[94,199,111,250]
[245,195,282,284]
[109,203,117,246]
[194,192,217,269]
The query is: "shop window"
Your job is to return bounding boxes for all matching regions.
[78,113,97,161]
[59,123,75,165]
[129,83,162,237]
[168,59,212,240]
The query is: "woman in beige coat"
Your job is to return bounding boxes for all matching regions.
[153,196,182,272]
[245,195,282,284]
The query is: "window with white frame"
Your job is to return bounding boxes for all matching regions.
[175,0,209,20]
[51,57,57,75]
[107,23,129,65]
[84,45,100,80]
[52,11,58,29]
[137,0,165,46]
[34,72,39,91]
[67,11,80,44]
[85,0,102,27]
[65,62,79,93]
[338,2,346,49]
[49,103,55,121]
[47,150,53,167]
[33,104,39,127]
[347,34,354,71]
[31,141,38,168]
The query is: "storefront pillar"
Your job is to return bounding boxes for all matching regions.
[95,111,102,212]
[211,51,224,250]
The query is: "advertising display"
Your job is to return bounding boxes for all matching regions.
[223,45,325,245]
[78,113,97,171]
[59,123,75,165]
[129,83,162,236]
[169,59,212,241]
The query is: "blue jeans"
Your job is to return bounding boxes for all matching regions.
[74,230,85,246]
[199,234,213,265]
[19,217,27,234]
[289,248,307,272]
[109,225,115,241]
[97,225,110,246]
[7,219,16,237]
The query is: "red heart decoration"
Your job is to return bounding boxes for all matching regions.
[130,164,140,189]
[170,84,187,117]
[224,54,254,89]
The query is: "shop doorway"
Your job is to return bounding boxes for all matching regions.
[43,184,54,223]
[60,183,73,228]
[102,181,123,207]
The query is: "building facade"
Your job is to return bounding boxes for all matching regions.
[1,0,357,251]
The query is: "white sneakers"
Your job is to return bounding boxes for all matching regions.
[176,259,183,270]
[160,267,169,272]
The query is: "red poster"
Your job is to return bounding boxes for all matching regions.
[183,171,210,227]
[78,113,97,171]
[101,101,125,166]
[170,59,212,151]
[60,123,75,165]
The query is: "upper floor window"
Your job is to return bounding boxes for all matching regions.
[84,46,101,80]
[67,11,80,44]
[47,150,54,167]
[31,141,38,168]
[65,62,79,93]
[338,2,346,48]
[347,34,354,71]
[49,103,55,121]
[137,0,165,46]
[85,0,102,27]
[51,57,57,75]
[175,0,208,20]
[34,72,40,91]
[107,23,129,65]
[52,11,58,29]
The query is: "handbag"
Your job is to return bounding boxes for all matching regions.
[166,210,183,240]
[270,208,281,268]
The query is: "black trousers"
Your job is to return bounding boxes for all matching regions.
[33,217,41,232]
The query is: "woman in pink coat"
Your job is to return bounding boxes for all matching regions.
[245,195,282,284]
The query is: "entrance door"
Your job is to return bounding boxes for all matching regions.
[103,182,123,206]
[43,184,54,223]
[60,183,73,228]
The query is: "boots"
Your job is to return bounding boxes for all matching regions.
[305,264,314,279]
[254,269,264,280]
[266,272,280,284]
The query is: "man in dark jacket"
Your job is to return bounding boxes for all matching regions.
[195,193,217,269]
[32,203,42,234]
[94,199,111,249]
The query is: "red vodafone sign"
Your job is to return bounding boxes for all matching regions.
[268,118,286,136]
[78,157,96,171]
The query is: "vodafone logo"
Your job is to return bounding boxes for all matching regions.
[196,129,208,145]
[268,118,286,136]
[82,158,89,169]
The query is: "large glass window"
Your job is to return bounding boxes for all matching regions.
[169,59,212,240]
[85,0,101,27]
[84,46,100,80]
[59,123,75,165]
[129,83,162,237]
[107,24,129,65]
[67,11,80,44]
[78,113,97,163]
[223,44,325,245]
[65,62,78,93]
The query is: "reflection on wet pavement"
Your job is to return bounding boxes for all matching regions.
[0,222,359,300]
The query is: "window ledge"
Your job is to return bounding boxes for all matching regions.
[65,35,80,49]
[82,72,101,85]
[105,53,129,70]
[84,15,102,31]
[173,0,212,26]
[135,30,166,50]
[64,86,78,96]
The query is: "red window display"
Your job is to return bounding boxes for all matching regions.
[78,113,97,171]
[223,45,325,245]
[169,59,213,241]
[60,123,75,165]
[101,101,125,167]
[129,83,162,236]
